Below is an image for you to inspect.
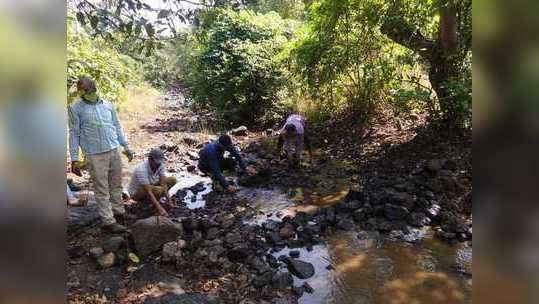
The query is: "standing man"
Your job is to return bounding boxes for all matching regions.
[198,135,256,193]
[276,114,313,167]
[69,76,134,233]
[128,148,177,217]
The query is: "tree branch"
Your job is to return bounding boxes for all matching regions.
[380,19,436,61]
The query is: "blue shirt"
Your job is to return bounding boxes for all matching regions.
[68,98,129,161]
[198,141,246,187]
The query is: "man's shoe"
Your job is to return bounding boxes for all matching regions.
[102,223,127,233]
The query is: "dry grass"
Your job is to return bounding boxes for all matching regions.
[116,85,160,132]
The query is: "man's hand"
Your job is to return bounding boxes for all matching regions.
[227,185,237,193]
[246,166,257,176]
[71,161,82,177]
[124,149,134,162]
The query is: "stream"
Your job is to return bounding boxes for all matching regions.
[168,170,472,304]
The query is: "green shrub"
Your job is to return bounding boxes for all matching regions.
[187,9,294,125]
[67,17,143,104]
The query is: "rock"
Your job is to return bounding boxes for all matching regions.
[389,192,415,209]
[97,252,116,268]
[230,126,248,136]
[353,209,366,223]
[407,212,431,227]
[183,136,199,146]
[426,204,441,218]
[425,159,443,174]
[89,247,104,259]
[289,250,300,258]
[103,236,125,253]
[253,272,273,288]
[67,204,100,232]
[356,231,382,249]
[302,282,314,293]
[227,245,250,262]
[162,241,182,263]
[224,232,242,244]
[205,227,219,240]
[187,165,196,172]
[442,159,458,171]
[283,258,315,279]
[131,216,183,257]
[389,228,426,243]
[385,204,410,220]
[271,272,293,289]
[292,286,305,297]
[143,293,217,304]
[266,129,274,136]
[337,218,355,231]
[68,245,86,258]
[279,223,296,239]
[345,188,365,202]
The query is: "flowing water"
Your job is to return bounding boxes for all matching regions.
[170,172,472,304]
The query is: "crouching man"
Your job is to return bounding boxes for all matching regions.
[128,148,177,217]
[276,114,313,167]
[198,135,256,193]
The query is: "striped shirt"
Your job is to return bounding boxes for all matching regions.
[68,98,129,161]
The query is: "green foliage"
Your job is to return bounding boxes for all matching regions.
[67,16,143,104]
[187,9,295,125]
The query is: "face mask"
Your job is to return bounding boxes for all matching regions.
[79,89,99,103]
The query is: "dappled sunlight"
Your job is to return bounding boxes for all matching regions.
[379,271,466,304]
[335,254,367,274]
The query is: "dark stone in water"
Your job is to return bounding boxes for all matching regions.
[271,271,293,289]
[389,228,425,243]
[289,250,300,258]
[302,282,314,293]
[345,189,365,202]
[292,285,305,297]
[283,258,315,279]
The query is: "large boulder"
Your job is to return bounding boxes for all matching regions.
[131,216,183,257]
[283,258,315,279]
[67,204,100,232]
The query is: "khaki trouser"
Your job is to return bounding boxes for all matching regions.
[132,176,177,203]
[87,148,124,226]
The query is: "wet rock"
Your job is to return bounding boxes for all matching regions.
[230,126,248,136]
[302,282,314,293]
[253,272,273,288]
[187,165,196,172]
[336,218,355,231]
[68,204,100,232]
[162,241,182,263]
[68,245,86,259]
[279,223,296,239]
[89,247,104,259]
[389,228,426,243]
[289,250,300,258]
[244,142,260,153]
[143,293,217,304]
[97,252,116,268]
[353,209,366,223]
[131,216,184,257]
[283,258,315,279]
[263,220,281,231]
[227,245,250,262]
[357,231,382,249]
[385,204,410,220]
[417,256,437,272]
[407,212,431,227]
[426,204,441,218]
[293,285,305,297]
[271,271,293,289]
[102,236,125,253]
